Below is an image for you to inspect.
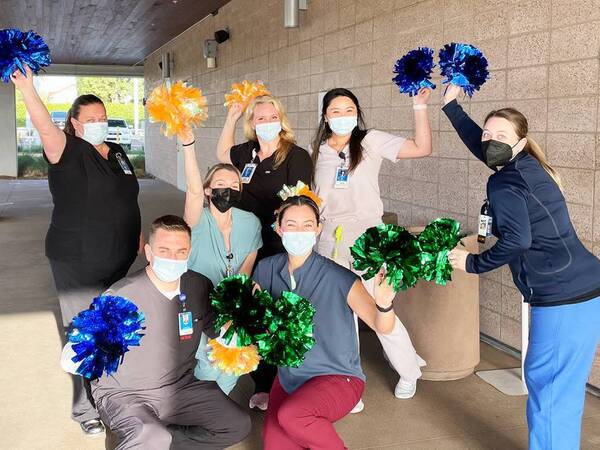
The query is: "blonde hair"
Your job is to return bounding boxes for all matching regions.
[485,108,563,192]
[203,163,243,191]
[243,95,296,169]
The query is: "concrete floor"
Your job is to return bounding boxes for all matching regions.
[1,178,600,450]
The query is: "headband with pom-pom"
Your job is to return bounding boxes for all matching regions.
[0,28,51,83]
[147,81,208,139]
[67,295,145,379]
[438,42,489,97]
[277,181,322,207]
[392,47,436,96]
[224,80,270,111]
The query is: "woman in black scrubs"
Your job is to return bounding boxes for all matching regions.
[11,67,141,435]
[216,94,312,410]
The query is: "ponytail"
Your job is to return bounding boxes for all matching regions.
[525,137,563,192]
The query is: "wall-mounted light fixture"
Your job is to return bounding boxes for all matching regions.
[284,0,308,28]
[203,28,230,69]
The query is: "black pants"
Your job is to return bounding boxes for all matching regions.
[49,256,136,423]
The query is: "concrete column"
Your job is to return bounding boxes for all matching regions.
[0,83,17,178]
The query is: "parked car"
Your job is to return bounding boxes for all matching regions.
[50,111,67,129]
[107,118,133,149]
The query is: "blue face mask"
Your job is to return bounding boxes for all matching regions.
[255,121,282,142]
[81,121,108,145]
[328,116,357,136]
[282,231,316,257]
[151,253,188,282]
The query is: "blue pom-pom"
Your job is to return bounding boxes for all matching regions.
[0,28,51,83]
[68,295,145,379]
[438,43,489,97]
[392,47,436,96]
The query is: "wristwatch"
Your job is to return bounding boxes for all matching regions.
[376,302,394,313]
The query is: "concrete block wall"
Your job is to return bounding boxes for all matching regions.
[144,0,600,387]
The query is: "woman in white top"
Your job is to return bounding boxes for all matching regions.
[312,87,432,409]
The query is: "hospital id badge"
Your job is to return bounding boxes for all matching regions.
[334,167,349,189]
[116,153,133,175]
[241,163,257,183]
[178,311,193,341]
[477,214,492,243]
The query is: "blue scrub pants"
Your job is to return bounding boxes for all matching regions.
[524,296,600,449]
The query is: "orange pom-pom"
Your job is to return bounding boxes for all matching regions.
[207,338,261,376]
[224,80,270,110]
[147,81,208,139]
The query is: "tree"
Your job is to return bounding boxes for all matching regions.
[76,77,143,103]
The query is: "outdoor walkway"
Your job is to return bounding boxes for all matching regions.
[1,179,599,450]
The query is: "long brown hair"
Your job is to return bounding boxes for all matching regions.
[243,95,296,169]
[202,163,243,190]
[311,88,368,178]
[63,94,105,136]
[484,108,563,191]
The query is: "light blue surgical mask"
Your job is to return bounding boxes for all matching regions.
[282,231,316,257]
[255,121,282,142]
[328,116,357,136]
[151,254,188,282]
[81,121,109,145]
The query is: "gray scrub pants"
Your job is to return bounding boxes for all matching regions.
[95,376,251,450]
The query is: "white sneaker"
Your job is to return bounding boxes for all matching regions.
[249,392,269,411]
[394,378,417,399]
[350,398,364,413]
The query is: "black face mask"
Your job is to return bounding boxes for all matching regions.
[481,139,517,169]
[210,188,241,213]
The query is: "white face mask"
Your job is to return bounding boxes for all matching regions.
[328,116,358,136]
[255,121,282,142]
[281,231,316,257]
[151,253,188,283]
[81,122,108,145]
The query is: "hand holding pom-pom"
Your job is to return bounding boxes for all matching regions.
[147,81,208,139]
[392,47,436,97]
[0,28,51,83]
[224,80,270,111]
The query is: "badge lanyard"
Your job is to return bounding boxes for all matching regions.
[115,152,133,175]
[334,150,350,189]
[177,293,193,341]
[241,149,260,184]
[478,199,493,244]
[225,253,234,277]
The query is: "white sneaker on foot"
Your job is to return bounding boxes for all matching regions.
[350,398,364,413]
[249,392,269,411]
[394,378,417,399]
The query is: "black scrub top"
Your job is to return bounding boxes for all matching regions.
[230,140,312,259]
[44,133,141,265]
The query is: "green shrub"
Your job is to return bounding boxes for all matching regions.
[18,154,48,178]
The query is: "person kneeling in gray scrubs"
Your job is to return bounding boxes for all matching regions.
[90,215,251,450]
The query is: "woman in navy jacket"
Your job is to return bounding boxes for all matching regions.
[443,84,600,450]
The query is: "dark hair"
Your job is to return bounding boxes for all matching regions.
[277,196,320,225]
[63,94,105,136]
[149,215,191,243]
[311,88,368,178]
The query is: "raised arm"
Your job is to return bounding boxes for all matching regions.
[181,129,205,228]
[11,67,66,164]
[347,272,396,335]
[216,103,243,164]
[441,85,485,162]
[397,88,433,159]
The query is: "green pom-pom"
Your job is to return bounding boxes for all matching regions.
[417,218,463,285]
[351,224,422,292]
[257,291,316,368]
[210,274,272,347]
